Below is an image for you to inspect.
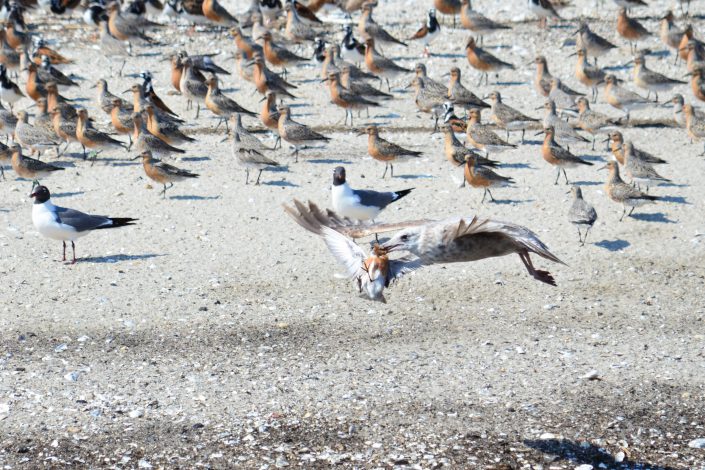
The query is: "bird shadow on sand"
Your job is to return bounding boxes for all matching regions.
[501,162,533,169]
[659,195,690,204]
[517,139,542,146]
[394,173,434,180]
[495,81,527,87]
[82,253,163,264]
[169,195,221,201]
[262,180,299,188]
[524,438,679,470]
[595,239,630,251]
[570,180,602,186]
[487,198,535,205]
[308,158,353,164]
[431,52,465,59]
[110,161,141,167]
[52,191,85,198]
[578,154,606,163]
[631,212,676,223]
[374,113,402,120]
[288,103,311,109]
[180,156,211,162]
[136,52,162,58]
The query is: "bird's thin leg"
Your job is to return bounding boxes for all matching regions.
[62,241,66,262]
[245,168,250,185]
[619,207,626,221]
[215,117,222,130]
[225,118,230,132]
[487,188,495,202]
[554,167,560,185]
[127,135,132,151]
[390,163,394,178]
[71,241,76,264]
[481,188,486,204]
[195,103,200,119]
[382,163,388,179]
[563,168,569,184]
[583,226,591,245]
[627,206,635,217]
[576,227,583,245]
[256,169,263,185]
[591,136,596,151]
[521,129,525,144]
[386,78,391,92]
[0,165,4,180]
[82,144,87,159]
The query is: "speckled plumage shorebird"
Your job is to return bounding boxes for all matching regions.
[460,0,510,44]
[252,55,298,98]
[660,11,683,64]
[632,55,685,102]
[360,125,422,178]
[50,108,78,154]
[622,141,670,191]
[284,3,317,43]
[409,76,446,131]
[326,72,379,126]
[607,130,666,165]
[617,8,651,53]
[574,97,621,150]
[447,67,488,112]
[575,22,616,66]
[340,65,392,102]
[94,79,132,115]
[548,77,584,115]
[601,160,659,221]
[534,56,553,97]
[540,126,594,185]
[205,76,256,131]
[15,111,59,158]
[203,0,239,25]
[144,105,195,147]
[179,58,208,118]
[465,37,514,86]
[682,103,705,155]
[260,91,281,148]
[685,67,705,103]
[487,90,539,143]
[132,112,186,159]
[463,155,514,203]
[277,105,330,162]
[76,108,126,162]
[358,2,407,47]
[137,150,198,198]
[603,74,651,121]
[568,185,597,246]
[414,63,447,96]
[231,114,280,185]
[572,48,605,102]
[541,100,589,147]
[442,124,497,168]
[110,98,135,149]
[98,21,129,76]
[0,100,16,139]
[466,108,517,155]
[231,27,262,60]
[364,38,412,91]
[262,30,308,76]
[678,26,704,65]
[11,143,64,186]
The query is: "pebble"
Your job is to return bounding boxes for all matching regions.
[128,409,144,419]
[688,438,705,449]
[575,465,593,470]
[54,343,68,353]
[581,370,601,380]
[64,372,80,382]
[138,459,152,468]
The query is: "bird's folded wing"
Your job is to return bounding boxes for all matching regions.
[55,206,112,232]
[282,199,430,238]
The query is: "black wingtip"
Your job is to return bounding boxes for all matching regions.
[394,188,414,200]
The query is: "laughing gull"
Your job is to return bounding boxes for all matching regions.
[30,186,137,263]
[331,166,413,222]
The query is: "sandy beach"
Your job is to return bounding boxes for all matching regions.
[1,0,705,467]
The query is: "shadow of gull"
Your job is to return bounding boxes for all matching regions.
[262,180,299,188]
[395,174,434,180]
[595,239,630,251]
[82,253,164,263]
[308,159,353,164]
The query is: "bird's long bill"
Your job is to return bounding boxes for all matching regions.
[602,136,611,142]
[597,165,607,171]
[566,52,576,57]
[534,130,545,136]
[130,154,142,160]
[122,89,132,94]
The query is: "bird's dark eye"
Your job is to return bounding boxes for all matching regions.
[401,234,409,241]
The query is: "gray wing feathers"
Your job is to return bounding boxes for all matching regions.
[55,206,112,232]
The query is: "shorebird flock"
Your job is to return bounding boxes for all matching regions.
[0,0,699,301]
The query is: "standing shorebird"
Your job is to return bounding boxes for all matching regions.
[277,105,330,162]
[136,150,199,198]
[548,77,583,115]
[442,124,497,168]
[132,112,186,159]
[460,0,510,45]
[262,30,308,76]
[487,90,539,143]
[534,55,553,97]
[447,67,489,112]
[463,155,514,203]
[607,130,666,165]
[466,108,517,156]
[358,2,407,47]
[660,11,683,64]
[326,72,379,126]
[539,126,594,185]
[632,54,685,102]
[202,0,239,25]
[601,160,659,221]
[144,105,195,147]
[252,56,298,98]
[179,58,208,118]
[528,0,560,29]
[14,110,59,158]
[685,67,705,103]
[568,185,597,246]
[364,38,412,91]
[409,76,446,131]
[603,74,651,121]
[205,76,256,130]
[360,125,422,178]
[260,91,281,148]
[340,65,392,102]
[409,9,440,57]
[231,114,280,185]
[572,48,605,102]
[622,141,670,191]
[11,143,64,187]
[575,22,617,66]
[575,97,621,150]
[414,63,447,97]
[541,100,589,147]
[30,185,136,264]
[682,103,705,155]
[616,8,650,53]
[76,108,127,162]
[465,37,514,86]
